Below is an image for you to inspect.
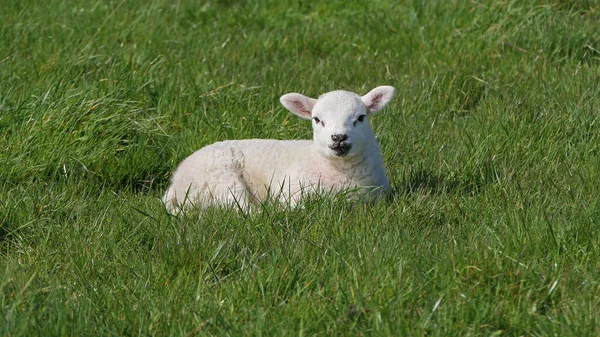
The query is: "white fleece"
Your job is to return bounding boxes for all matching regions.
[163,86,395,213]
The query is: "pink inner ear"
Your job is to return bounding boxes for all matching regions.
[292,101,311,116]
[368,93,383,110]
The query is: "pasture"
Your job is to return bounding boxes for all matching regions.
[1,0,599,335]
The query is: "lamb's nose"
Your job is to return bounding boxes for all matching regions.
[331,134,348,142]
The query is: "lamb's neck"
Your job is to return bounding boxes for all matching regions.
[328,141,384,172]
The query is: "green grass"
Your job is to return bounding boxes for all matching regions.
[1,0,600,335]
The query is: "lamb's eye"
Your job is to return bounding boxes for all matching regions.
[313,117,324,126]
[353,115,367,126]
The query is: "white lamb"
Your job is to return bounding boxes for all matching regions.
[163,86,396,213]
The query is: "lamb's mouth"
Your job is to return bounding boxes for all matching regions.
[328,143,352,157]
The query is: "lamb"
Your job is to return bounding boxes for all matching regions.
[162,86,396,213]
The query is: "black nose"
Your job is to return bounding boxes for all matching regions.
[331,134,348,142]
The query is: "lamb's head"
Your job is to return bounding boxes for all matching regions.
[280,86,396,159]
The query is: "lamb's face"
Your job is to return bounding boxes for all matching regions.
[280,86,396,159]
[310,91,372,158]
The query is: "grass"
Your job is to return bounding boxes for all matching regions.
[1,0,600,335]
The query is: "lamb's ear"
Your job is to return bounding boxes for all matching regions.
[280,93,317,120]
[361,86,396,114]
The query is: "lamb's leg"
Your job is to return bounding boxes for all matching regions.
[163,145,251,213]
[163,181,250,214]
[211,179,250,211]
[162,182,206,215]
[162,188,183,214]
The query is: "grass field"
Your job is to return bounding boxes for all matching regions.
[1,0,600,335]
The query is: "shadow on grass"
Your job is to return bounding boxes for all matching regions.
[397,168,485,196]
[0,212,20,254]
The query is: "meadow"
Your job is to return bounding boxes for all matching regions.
[1,0,600,335]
